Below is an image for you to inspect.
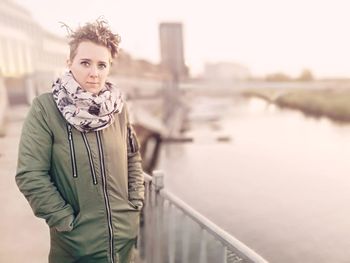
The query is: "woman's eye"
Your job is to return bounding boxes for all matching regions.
[81,61,90,67]
[98,64,107,69]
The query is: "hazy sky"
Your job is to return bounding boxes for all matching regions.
[15,0,350,78]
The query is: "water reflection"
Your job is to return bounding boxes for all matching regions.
[159,97,350,263]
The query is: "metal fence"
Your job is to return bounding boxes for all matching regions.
[138,170,269,263]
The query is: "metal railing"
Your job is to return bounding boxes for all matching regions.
[138,170,269,263]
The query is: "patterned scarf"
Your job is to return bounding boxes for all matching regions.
[52,71,124,132]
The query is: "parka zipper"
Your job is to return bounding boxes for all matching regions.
[96,131,115,263]
[128,126,136,153]
[81,132,98,185]
[67,124,78,178]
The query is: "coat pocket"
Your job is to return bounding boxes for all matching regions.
[127,200,140,210]
[72,212,82,229]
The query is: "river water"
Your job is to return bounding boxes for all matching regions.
[158,96,350,263]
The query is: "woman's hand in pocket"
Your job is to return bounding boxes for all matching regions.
[54,214,75,232]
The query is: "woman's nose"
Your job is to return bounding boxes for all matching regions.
[89,66,98,77]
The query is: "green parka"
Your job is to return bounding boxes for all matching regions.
[16,93,144,263]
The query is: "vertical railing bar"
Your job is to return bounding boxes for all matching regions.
[149,182,156,263]
[222,245,227,263]
[163,199,170,261]
[154,192,164,263]
[142,181,151,261]
[199,229,207,263]
[144,181,150,263]
[168,203,176,263]
[181,214,190,263]
[140,181,147,262]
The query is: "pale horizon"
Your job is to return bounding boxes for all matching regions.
[15,0,350,78]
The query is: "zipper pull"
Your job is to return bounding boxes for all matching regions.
[128,127,135,153]
[68,124,72,140]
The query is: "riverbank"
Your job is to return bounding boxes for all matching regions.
[241,88,350,122]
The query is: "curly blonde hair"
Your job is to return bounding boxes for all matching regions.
[62,19,121,61]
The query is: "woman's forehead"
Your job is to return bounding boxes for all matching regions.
[74,41,111,61]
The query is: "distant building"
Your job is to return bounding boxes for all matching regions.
[0,0,67,78]
[159,22,188,80]
[204,62,251,81]
[0,0,168,105]
[111,50,167,81]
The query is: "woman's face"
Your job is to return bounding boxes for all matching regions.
[68,41,111,94]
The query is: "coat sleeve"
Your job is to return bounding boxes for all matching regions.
[125,106,145,204]
[15,97,74,228]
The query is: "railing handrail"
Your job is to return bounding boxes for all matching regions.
[143,172,153,182]
[142,171,268,263]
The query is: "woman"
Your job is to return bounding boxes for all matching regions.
[16,20,144,263]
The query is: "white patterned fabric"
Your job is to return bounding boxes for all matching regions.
[52,71,124,132]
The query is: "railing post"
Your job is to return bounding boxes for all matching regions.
[152,170,165,263]
[143,179,153,263]
[221,246,227,263]
[152,170,165,191]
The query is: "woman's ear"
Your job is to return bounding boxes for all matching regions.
[66,58,72,68]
